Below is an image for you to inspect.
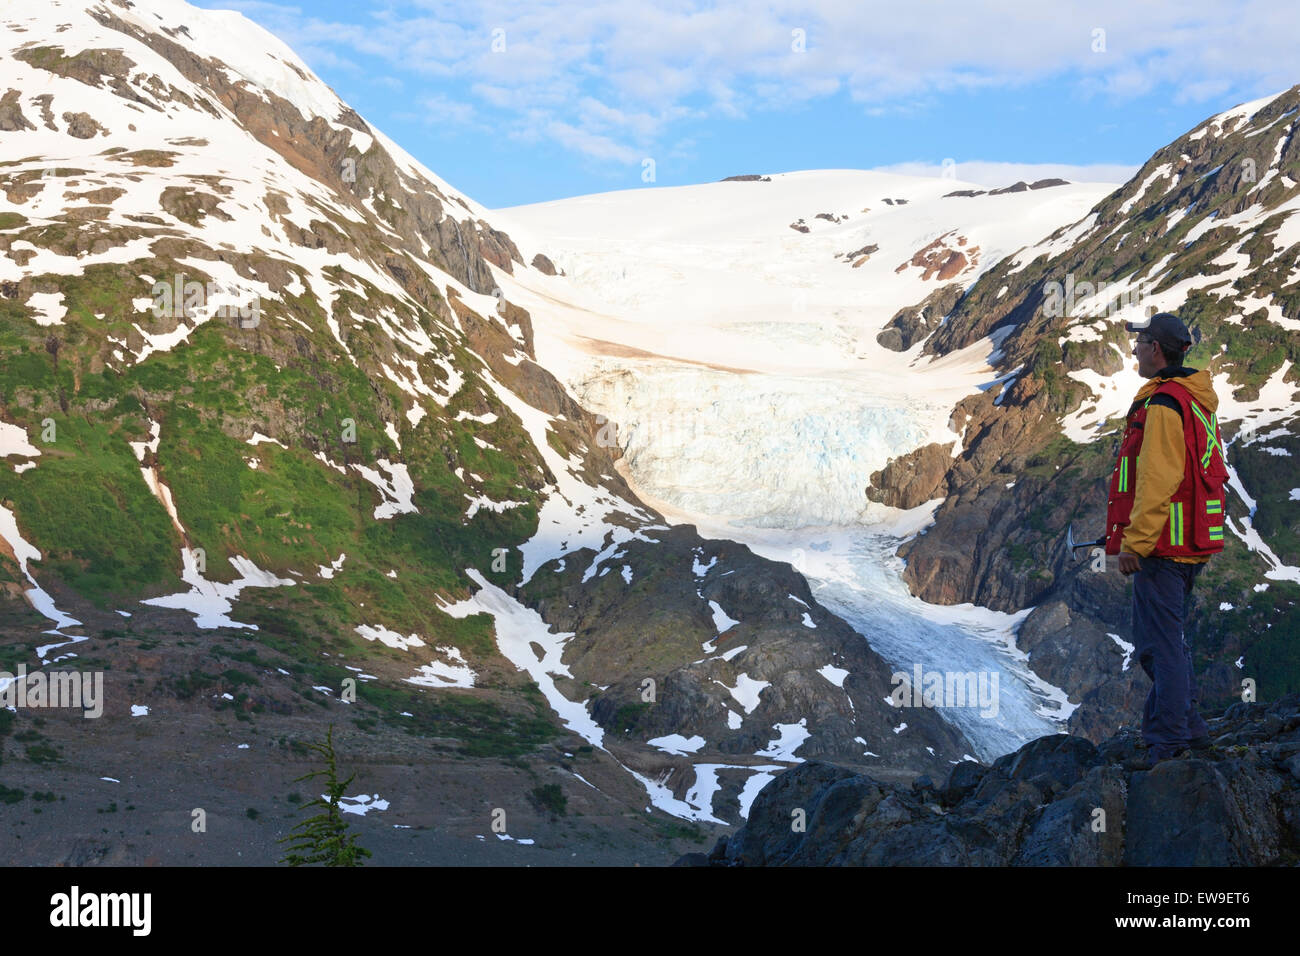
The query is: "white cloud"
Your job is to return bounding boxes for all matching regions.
[418,93,477,126]
[204,0,1300,165]
[543,119,643,163]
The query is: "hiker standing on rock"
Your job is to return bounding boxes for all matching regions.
[1104,312,1229,765]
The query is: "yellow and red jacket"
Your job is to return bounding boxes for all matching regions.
[1105,367,1227,562]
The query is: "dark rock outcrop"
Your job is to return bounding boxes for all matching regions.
[865,441,954,509]
[474,218,524,274]
[1017,599,1155,744]
[875,282,963,352]
[686,693,1300,865]
[837,243,878,267]
[987,178,1068,195]
[989,180,1031,195]
[519,523,976,803]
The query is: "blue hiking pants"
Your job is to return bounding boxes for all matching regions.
[1132,556,1209,757]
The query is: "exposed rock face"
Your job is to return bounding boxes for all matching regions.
[12,45,143,101]
[836,242,878,268]
[975,178,1071,196]
[1017,599,1153,743]
[893,231,978,281]
[865,440,954,508]
[474,218,524,275]
[721,174,772,182]
[60,110,106,138]
[0,89,35,131]
[159,185,232,224]
[29,93,56,130]
[875,282,963,353]
[684,693,1300,865]
[530,252,558,275]
[519,524,976,816]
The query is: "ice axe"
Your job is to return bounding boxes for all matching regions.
[1067,523,1105,556]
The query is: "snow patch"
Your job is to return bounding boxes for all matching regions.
[709,600,740,633]
[647,734,706,756]
[336,794,390,816]
[817,665,849,687]
[355,624,425,651]
[25,291,66,326]
[755,719,810,762]
[406,645,476,688]
[715,673,769,714]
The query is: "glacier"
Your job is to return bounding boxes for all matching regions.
[487,169,1115,762]
[570,364,1070,761]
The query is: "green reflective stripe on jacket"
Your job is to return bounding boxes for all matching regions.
[1188,401,1222,468]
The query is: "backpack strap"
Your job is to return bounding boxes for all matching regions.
[1145,392,1183,417]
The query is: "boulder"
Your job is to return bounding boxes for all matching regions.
[686,693,1300,866]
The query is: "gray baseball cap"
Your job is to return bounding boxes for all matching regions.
[1126,312,1193,351]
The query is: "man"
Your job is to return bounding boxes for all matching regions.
[1104,312,1228,766]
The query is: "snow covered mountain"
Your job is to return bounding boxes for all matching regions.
[498,169,1112,528]
[4,0,1294,862]
[0,0,996,851]
[492,170,1121,757]
[492,90,1300,751]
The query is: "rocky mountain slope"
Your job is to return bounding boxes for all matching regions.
[865,87,1300,740]
[0,0,976,859]
[685,692,1300,866]
[7,1,1296,864]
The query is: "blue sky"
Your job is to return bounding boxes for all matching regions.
[195,0,1300,209]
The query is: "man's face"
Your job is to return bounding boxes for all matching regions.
[1133,334,1163,378]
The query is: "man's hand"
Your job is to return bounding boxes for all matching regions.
[1118,551,1142,575]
